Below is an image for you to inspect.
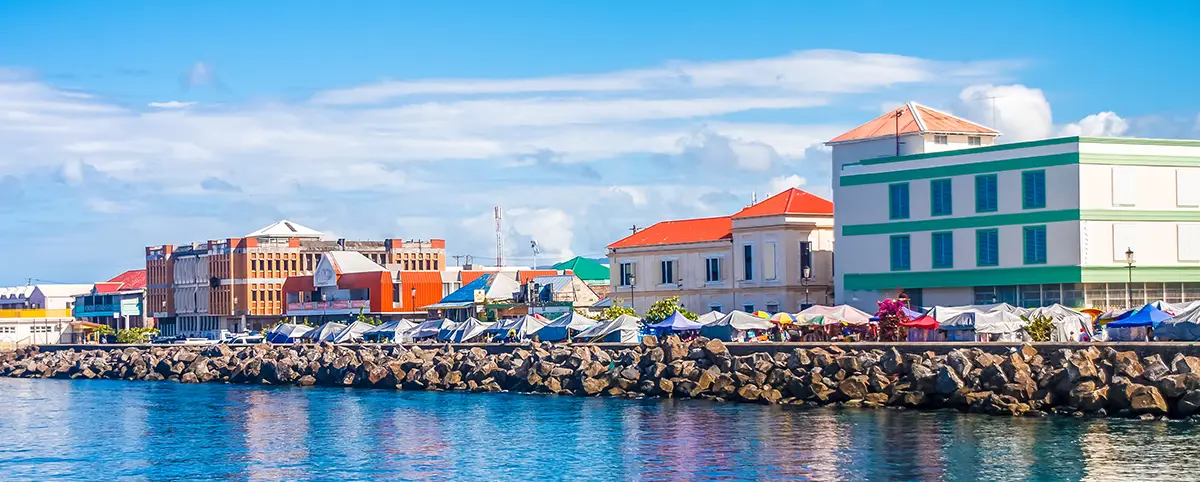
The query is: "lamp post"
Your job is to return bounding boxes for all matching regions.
[802,266,812,309]
[1125,247,1135,308]
[628,274,636,313]
[410,286,417,315]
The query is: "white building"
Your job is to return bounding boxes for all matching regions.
[0,283,92,347]
[830,102,1200,311]
[607,188,834,315]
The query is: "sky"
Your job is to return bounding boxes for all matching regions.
[1,1,1198,285]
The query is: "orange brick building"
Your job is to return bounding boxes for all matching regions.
[147,220,446,337]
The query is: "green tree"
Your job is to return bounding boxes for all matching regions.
[1024,314,1054,342]
[642,296,697,325]
[355,308,382,326]
[598,299,636,320]
[116,327,159,344]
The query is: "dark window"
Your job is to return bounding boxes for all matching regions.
[890,235,911,271]
[931,178,952,216]
[975,174,998,213]
[743,245,754,281]
[889,183,910,219]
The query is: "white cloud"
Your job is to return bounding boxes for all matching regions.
[1059,111,1129,137]
[85,198,128,213]
[767,174,807,195]
[148,101,196,109]
[955,84,1053,142]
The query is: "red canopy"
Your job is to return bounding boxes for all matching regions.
[899,315,938,330]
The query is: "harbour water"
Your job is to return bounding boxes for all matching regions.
[2,379,1199,481]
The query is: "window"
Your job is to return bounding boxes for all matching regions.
[0,326,15,334]
[930,179,952,216]
[975,174,998,213]
[705,257,721,283]
[798,241,813,278]
[889,183,910,219]
[433,260,439,270]
[934,135,948,145]
[709,303,722,313]
[743,303,754,313]
[932,231,954,269]
[1112,167,1136,206]
[743,245,754,281]
[618,262,635,286]
[1023,225,1048,265]
[976,229,999,266]
[766,302,779,314]
[889,235,911,271]
[763,242,777,280]
[968,136,982,146]
[660,259,676,285]
[1178,169,1200,207]
[1180,224,1200,261]
[252,290,258,302]
[1022,170,1046,209]
[1112,223,1137,261]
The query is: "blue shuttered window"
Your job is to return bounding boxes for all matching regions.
[975,174,998,213]
[890,235,911,271]
[1022,170,1046,209]
[932,231,954,269]
[889,183,910,220]
[976,229,999,267]
[1023,225,1048,264]
[931,178,952,216]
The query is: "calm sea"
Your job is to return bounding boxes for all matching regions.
[0,378,1197,481]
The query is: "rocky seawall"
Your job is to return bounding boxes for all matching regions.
[3,337,1199,419]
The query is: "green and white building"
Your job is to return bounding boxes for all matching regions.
[830,103,1200,310]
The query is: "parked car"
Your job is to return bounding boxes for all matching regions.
[224,335,264,345]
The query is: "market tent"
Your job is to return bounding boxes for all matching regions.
[577,314,642,343]
[901,314,940,342]
[538,312,598,341]
[407,318,453,340]
[798,305,873,325]
[971,302,1032,317]
[444,317,494,343]
[1097,309,1131,325]
[899,314,938,330]
[648,311,705,331]
[436,320,465,341]
[696,311,725,325]
[266,323,313,343]
[941,311,1027,341]
[363,320,417,343]
[1155,303,1200,341]
[486,315,550,341]
[300,322,347,342]
[927,306,981,323]
[700,310,775,341]
[1107,304,1173,328]
[330,321,374,343]
[1029,304,1093,341]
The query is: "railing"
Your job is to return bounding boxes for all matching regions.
[0,309,73,319]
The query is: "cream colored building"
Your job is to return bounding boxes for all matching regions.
[607,188,834,315]
[0,284,93,348]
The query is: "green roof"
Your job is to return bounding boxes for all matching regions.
[552,256,609,282]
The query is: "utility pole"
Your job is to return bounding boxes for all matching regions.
[494,206,504,267]
[451,255,464,267]
[630,225,638,235]
[893,109,904,156]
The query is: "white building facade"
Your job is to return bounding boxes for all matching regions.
[833,128,1200,311]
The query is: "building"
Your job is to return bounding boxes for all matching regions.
[607,188,834,315]
[0,284,93,347]
[148,219,447,337]
[523,274,601,317]
[552,256,611,299]
[426,272,523,322]
[830,102,1200,310]
[281,251,444,323]
[73,269,149,330]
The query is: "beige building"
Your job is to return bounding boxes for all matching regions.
[607,188,834,315]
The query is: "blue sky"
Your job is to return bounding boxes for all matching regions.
[0,1,1198,285]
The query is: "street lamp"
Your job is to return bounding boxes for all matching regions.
[628,274,636,313]
[410,286,417,314]
[802,266,813,308]
[1125,247,1136,308]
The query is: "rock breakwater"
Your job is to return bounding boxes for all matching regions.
[5,338,1200,419]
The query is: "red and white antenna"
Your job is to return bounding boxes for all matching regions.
[494,206,504,267]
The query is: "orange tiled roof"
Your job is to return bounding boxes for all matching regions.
[827,102,998,144]
[733,188,832,219]
[607,216,733,249]
[460,270,496,285]
[100,269,147,292]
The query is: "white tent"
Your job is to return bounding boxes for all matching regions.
[971,302,1032,317]
[695,311,725,325]
[266,323,313,343]
[1029,303,1092,341]
[362,320,417,343]
[927,306,981,323]
[407,318,452,340]
[700,310,775,341]
[576,314,642,343]
[797,305,873,325]
[1153,303,1200,341]
[300,322,347,342]
[487,315,550,341]
[330,321,374,343]
[941,311,1028,341]
[436,320,464,342]
[445,317,494,343]
[537,312,598,342]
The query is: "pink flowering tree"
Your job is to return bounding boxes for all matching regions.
[875,298,911,342]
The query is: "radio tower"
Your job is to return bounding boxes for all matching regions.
[494,206,504,267]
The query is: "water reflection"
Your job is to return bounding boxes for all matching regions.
[3,379,1200,481]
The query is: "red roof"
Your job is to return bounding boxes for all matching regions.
[98,269,147,293]
[518,269,568,284]
[827,102,998,144]
[460,270,496,285]
[733,188,833,219]
[607,216,732,249]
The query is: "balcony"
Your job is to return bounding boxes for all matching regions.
[73,303,123,317]
[0,309,73,319]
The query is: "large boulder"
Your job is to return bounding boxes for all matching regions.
[1129,384,1168,415]
[1110,351,1144,379]
[946,350,974,379]
[1178,390,1200,417]
[838,376,869,400]
[935,366,964,395]
[1141,356,1170,383]
[1172,354,1200,375]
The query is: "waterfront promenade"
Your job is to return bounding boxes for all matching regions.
[6,337,1200,419]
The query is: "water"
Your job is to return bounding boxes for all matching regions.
[1,379,1199,481]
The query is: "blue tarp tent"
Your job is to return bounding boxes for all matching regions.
[1107,304,1173,328]
[266,323,312,343]
[648,311,705,331]
[1156,303,1200,341]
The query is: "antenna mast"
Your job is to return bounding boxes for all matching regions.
[494,206,504,267]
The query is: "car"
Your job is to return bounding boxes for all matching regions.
[224,335,265,345]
